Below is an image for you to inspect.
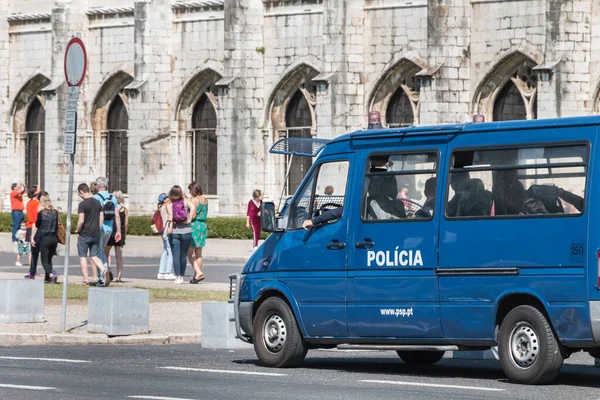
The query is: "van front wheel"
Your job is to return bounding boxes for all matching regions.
[253,297,307,368]
[498,305,563,384]
[396,351,445,365]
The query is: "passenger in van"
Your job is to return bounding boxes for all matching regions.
[415,177,436,218]
[522,185,584,215]
[522,185,564,214]
[456,178,493,217]
[492,178,525,216]
[324,186,334,195]
[302,206,343,229]
[366,175,406,220]
[446,172,469,217]
[557,187,584,212]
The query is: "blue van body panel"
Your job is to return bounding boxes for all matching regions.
[240,116,600,348]
[243,276,309,337]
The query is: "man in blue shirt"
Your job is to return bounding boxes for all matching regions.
[92,176,121,286]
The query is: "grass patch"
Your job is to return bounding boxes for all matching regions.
[44,284,228,302]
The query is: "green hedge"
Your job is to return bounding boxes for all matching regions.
[1,213,268,240]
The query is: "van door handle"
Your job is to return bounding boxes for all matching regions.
[327,241,346,250]
[356,241,375,249]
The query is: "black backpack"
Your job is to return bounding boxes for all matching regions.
[99,193,115,221]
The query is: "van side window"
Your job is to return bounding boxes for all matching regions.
[288,161,349,229]
[447,144,588,218]
[362,152,438,221]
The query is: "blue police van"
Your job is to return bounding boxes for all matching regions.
[229,115,600,384]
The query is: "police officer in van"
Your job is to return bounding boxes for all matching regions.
[302,207,343,230]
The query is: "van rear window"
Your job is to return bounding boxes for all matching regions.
[447,144,588,218]
[362,152,438,221]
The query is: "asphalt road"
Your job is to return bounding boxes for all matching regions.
[0,254,243,283]
[0,345,599,400]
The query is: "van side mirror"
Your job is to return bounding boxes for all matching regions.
[261,201,282,232]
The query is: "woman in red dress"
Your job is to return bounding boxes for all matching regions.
[246,189,263,251]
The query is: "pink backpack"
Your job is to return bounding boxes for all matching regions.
[172,199,189,223]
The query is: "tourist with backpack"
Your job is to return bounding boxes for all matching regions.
[105,190,128,282]
[165,185,196,284]
[92,177,121,287]
[153,193,175,280]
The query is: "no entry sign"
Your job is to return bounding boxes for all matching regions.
[64,37,87,87]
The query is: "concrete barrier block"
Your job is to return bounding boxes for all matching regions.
[201,302,253,349]
[0,280,44,323]
[88,287,149,336]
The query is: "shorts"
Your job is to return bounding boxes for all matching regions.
[18,244,30,255]
[77,235,100,258]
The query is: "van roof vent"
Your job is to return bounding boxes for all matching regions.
[270,137,330,157]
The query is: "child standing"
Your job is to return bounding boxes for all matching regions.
[15,221,30,267]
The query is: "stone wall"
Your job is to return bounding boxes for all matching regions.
[0,0,599,216]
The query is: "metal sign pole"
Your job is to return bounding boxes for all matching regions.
[60,153,75,333]
[61,35,86,333]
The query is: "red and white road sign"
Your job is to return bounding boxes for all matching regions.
[64,37,87,87]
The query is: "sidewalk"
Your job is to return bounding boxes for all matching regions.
[0,231,255,346]
[0,232,256,262]
[0,301,205,346]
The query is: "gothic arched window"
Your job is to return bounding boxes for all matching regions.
[386,88,414,127]
[493,65,537,121]
[107,94,128,193]
[25,96,45,189]
[285,90,313,194]
[191,94,218,195]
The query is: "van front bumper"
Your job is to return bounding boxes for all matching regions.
[239,301,253,339]
[228,273,253,344]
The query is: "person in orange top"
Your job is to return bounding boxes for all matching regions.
[26,186,42,272]
[10,183,26,243]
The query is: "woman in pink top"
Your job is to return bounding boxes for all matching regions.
[246,189,263,251]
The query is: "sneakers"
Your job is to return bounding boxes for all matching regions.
[157,273,166,280]
[94,280,104,287]
[103,269,111,287]
[164,273,177,280]
[24,273,35,280]
[15,261,23,267]
[173,276,183,285]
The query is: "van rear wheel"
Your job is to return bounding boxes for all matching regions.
[498,305,563,384]
[253,297,307,368]
[396,351,445,365]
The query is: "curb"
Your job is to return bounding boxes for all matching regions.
[0,332,202,346]
[0,250,247,263]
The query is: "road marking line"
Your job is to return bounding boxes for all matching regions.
[159,366,286,377]
[0,356,90,364]
[128,396,197,400]
[360,380,505,392]
[0,383,57,391]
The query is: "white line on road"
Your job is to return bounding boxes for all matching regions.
[360,380,505,392]
[159,366,287,377]
[0,383,57,391]
[128,396,197,400]
[0,356,90,364]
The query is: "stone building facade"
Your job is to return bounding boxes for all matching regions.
[0,0,599,215]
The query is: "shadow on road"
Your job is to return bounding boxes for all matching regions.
[234,354,600,388]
